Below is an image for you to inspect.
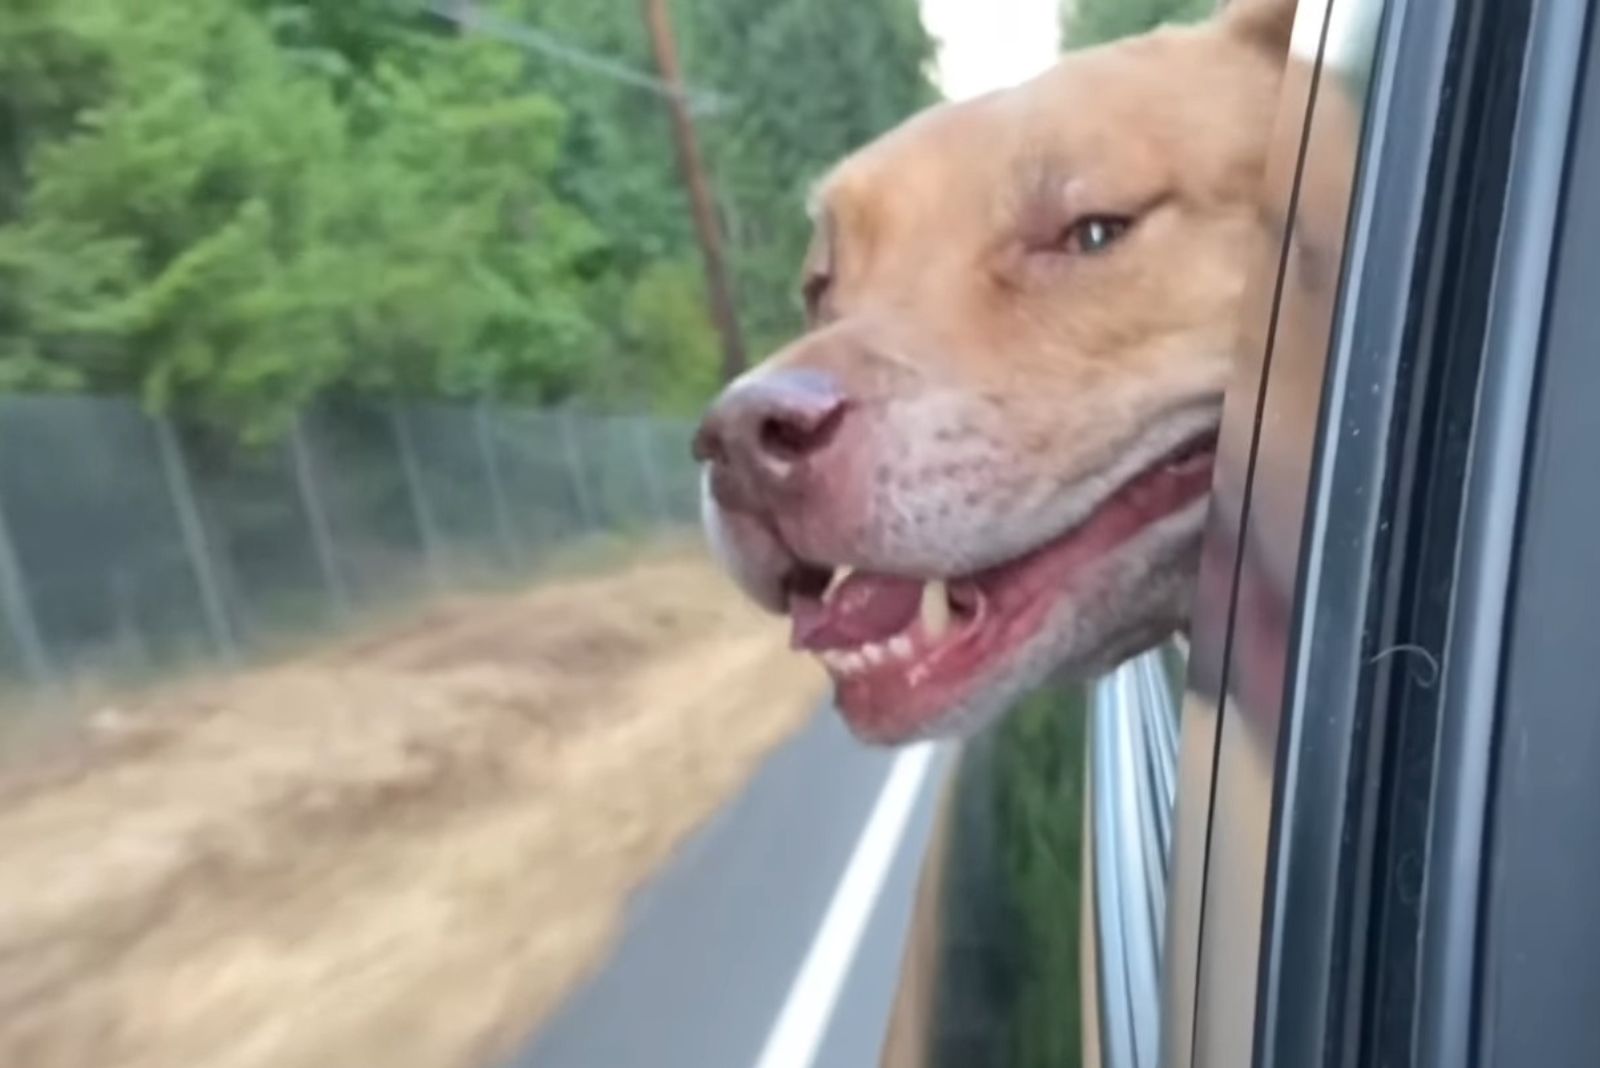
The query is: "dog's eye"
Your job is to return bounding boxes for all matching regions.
[802,270,832,320]
[1061,215,1132,255]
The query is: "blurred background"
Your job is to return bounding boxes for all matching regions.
[0,1,1209,1066]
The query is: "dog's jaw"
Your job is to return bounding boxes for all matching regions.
[699,398,1220,744]
[908,498,1209,742]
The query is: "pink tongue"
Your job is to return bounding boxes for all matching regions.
[790,572,922,651]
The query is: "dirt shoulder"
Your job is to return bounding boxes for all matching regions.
[0,547,825,1068]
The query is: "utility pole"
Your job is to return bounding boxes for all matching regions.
[641,0,748,381]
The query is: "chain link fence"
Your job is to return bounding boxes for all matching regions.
[0,394,702,703]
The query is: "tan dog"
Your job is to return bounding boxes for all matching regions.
[694,0,1295,744]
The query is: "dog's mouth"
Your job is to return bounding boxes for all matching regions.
[781,431,1218,741]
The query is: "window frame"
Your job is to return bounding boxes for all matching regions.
[1165,1,1597,1067]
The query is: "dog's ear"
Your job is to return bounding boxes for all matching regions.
[1220,0,1296,56]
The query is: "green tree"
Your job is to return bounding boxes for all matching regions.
[502,0,935,390]
[0,0,937,437]
[498,0,713,411]
[683,0,937,352]
[1064,0,1216,47]
[251,0,439,83]
[0,0,597,439]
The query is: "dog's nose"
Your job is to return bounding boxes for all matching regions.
[693,369,849,511]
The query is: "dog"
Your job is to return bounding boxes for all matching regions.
[693,0,1296,745]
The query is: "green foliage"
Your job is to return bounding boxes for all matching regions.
[617,262,722,416]
[992,685,1087,1067]
[683,0,937,350]
[0,0,598,440]
[498,0,713,407]
[510,0,937,362]
[1064,0,1217,47]
[0,0,935,440]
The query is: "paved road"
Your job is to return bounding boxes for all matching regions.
[507,708,953,1068]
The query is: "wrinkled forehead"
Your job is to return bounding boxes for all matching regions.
[808,35,1249,248]
[807,93,1025,250]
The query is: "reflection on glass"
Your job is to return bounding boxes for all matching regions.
[1187,1,1385,1067]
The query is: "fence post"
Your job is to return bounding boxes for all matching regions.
[391,405,446,590]
[154,417,239,663]
[632,417,670,523]
[560,408,597,531]
[108,565,154,675]
[0,487,53,691]
[288,414,352,620]
[475,402,521,571]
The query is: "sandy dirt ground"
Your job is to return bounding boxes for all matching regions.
[0,546,826,1068]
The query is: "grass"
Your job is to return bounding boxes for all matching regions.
[991,685,1089,1068]
[907,685,1088,1068]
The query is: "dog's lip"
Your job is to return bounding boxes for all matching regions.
[786,427,1220,740]
[780,426,1220,606]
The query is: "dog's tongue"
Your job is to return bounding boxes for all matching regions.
[790,572,922,651]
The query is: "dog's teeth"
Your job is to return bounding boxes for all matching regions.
[823,566,854,603]
[819,648,871,675]
[888,635,913,661]
[921,580,951,639]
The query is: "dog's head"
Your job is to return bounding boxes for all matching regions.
[694,1,1293,744]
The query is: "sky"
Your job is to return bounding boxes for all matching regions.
[919,0,1063,101]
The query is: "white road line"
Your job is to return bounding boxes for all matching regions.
[751,742,940,1068]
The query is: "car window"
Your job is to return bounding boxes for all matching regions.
[1085,643,1183,1068]
[1163,0,1388,1064]
[1169,0,1597,1066]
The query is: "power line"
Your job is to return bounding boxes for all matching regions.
[421,2,729,115]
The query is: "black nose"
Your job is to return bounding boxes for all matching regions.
[693,369,849,511]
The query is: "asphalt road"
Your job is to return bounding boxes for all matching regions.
[507,707,953,1068]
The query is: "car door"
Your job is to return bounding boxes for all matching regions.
[1168,1,1600,1067]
